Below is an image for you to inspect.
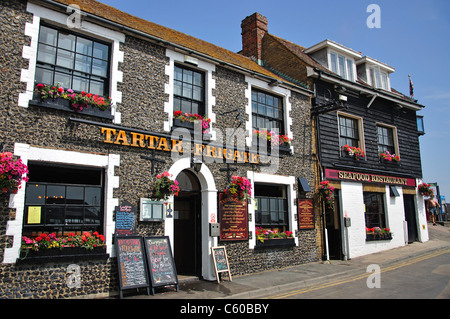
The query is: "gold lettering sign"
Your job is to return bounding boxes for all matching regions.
[100,127,260,164]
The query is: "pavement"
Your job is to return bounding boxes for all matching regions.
[121,222,450,299]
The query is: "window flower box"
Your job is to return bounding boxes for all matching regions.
[365,227,393,241]
[341,144,365,160]
[255,238,296,249]
[18,247,108,264]
[31,84,114,120]
[380,151,400,163]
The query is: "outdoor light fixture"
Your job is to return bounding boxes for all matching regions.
[191,157,202,173]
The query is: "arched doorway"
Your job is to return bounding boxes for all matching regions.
[173,170,202,277]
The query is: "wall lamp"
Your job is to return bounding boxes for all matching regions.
[191,157,203,173]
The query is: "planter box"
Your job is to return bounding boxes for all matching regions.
[173,118,195,130]
[29,94,114,120]
[366,233,393,241]
[254,139,292,155]
[17,247,108,264]
[255,238,296,250]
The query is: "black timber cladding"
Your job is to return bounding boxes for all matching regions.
[315,81,423,178]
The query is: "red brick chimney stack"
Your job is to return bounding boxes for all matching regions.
[241,13,268,64]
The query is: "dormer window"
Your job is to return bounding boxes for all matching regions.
[329,51,355,82]
[369,66,389,90]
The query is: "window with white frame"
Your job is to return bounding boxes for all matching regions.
[369,66,389,90]
[329,51,355,82]
[35,24,110,96]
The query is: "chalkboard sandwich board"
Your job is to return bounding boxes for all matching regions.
[143,236,179,294]
[115,236,150,298]
[211,246,232,284]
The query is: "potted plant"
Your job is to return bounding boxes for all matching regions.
[173,110,211,134]
[151,171,180,201]
[366,227,393,241]
[224,175,252,203]
[380,151,400,163]
[32,83,114,119]
[20,231,107,260]
[318,180,335,211]
[341,144,365,160]
[0,152,29,195]
[418,183,434,197]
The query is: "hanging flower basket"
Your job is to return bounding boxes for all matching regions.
[318,181,335,211]
[0,152,29,195]
[151,171,180,201]
[418,183,433,197]
[224,175,252,203]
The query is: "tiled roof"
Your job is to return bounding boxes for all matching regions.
[48,0,302,89]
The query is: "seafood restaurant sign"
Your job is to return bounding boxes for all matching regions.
[325,168,416,187]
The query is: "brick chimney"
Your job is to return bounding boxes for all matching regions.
[241,13,268,64]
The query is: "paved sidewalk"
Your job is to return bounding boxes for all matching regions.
[122,223,450,299]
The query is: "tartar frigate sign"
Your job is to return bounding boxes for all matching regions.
[325,168,416,187]
[100,127,261,164]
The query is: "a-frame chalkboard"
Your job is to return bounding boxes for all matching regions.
[211,246,232,284]
[143,236,179,294]
[115,236,150,298]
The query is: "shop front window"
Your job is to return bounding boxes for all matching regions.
[255,184,289,231]
[22,163,104,238]
[363,192,386,229]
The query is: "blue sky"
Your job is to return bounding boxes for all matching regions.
[98,0,450,200]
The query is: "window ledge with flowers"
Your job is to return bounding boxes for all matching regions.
[19,232,108,263]
[254,227,295,249]
[380,151,400,164]
[253,130,292,154]
[173,111,212,140]
[366,227,393,241]
[30,83,114,120]
[341,145,365,161]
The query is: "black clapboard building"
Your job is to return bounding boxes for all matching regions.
[239,13,429,261]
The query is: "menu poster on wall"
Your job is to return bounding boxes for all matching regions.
[114,201,137,236]
[298,199,315,230]
[218,193,248,241]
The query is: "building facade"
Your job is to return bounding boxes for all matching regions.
[239,13,428,261]
[0,1,319,298]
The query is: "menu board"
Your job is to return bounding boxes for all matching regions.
[298,199,315,230]
[114,201,137,236]
[115,236,149,298]
[218,193,248,241]
[144,236,178,290]
[211,246,232,283]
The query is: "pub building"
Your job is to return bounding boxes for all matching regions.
[238,13,428,260]
[0,1,319,298]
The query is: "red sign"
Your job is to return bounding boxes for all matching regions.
[218,193,248,241]
[325,168,416,187]
[298,199,315,230]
